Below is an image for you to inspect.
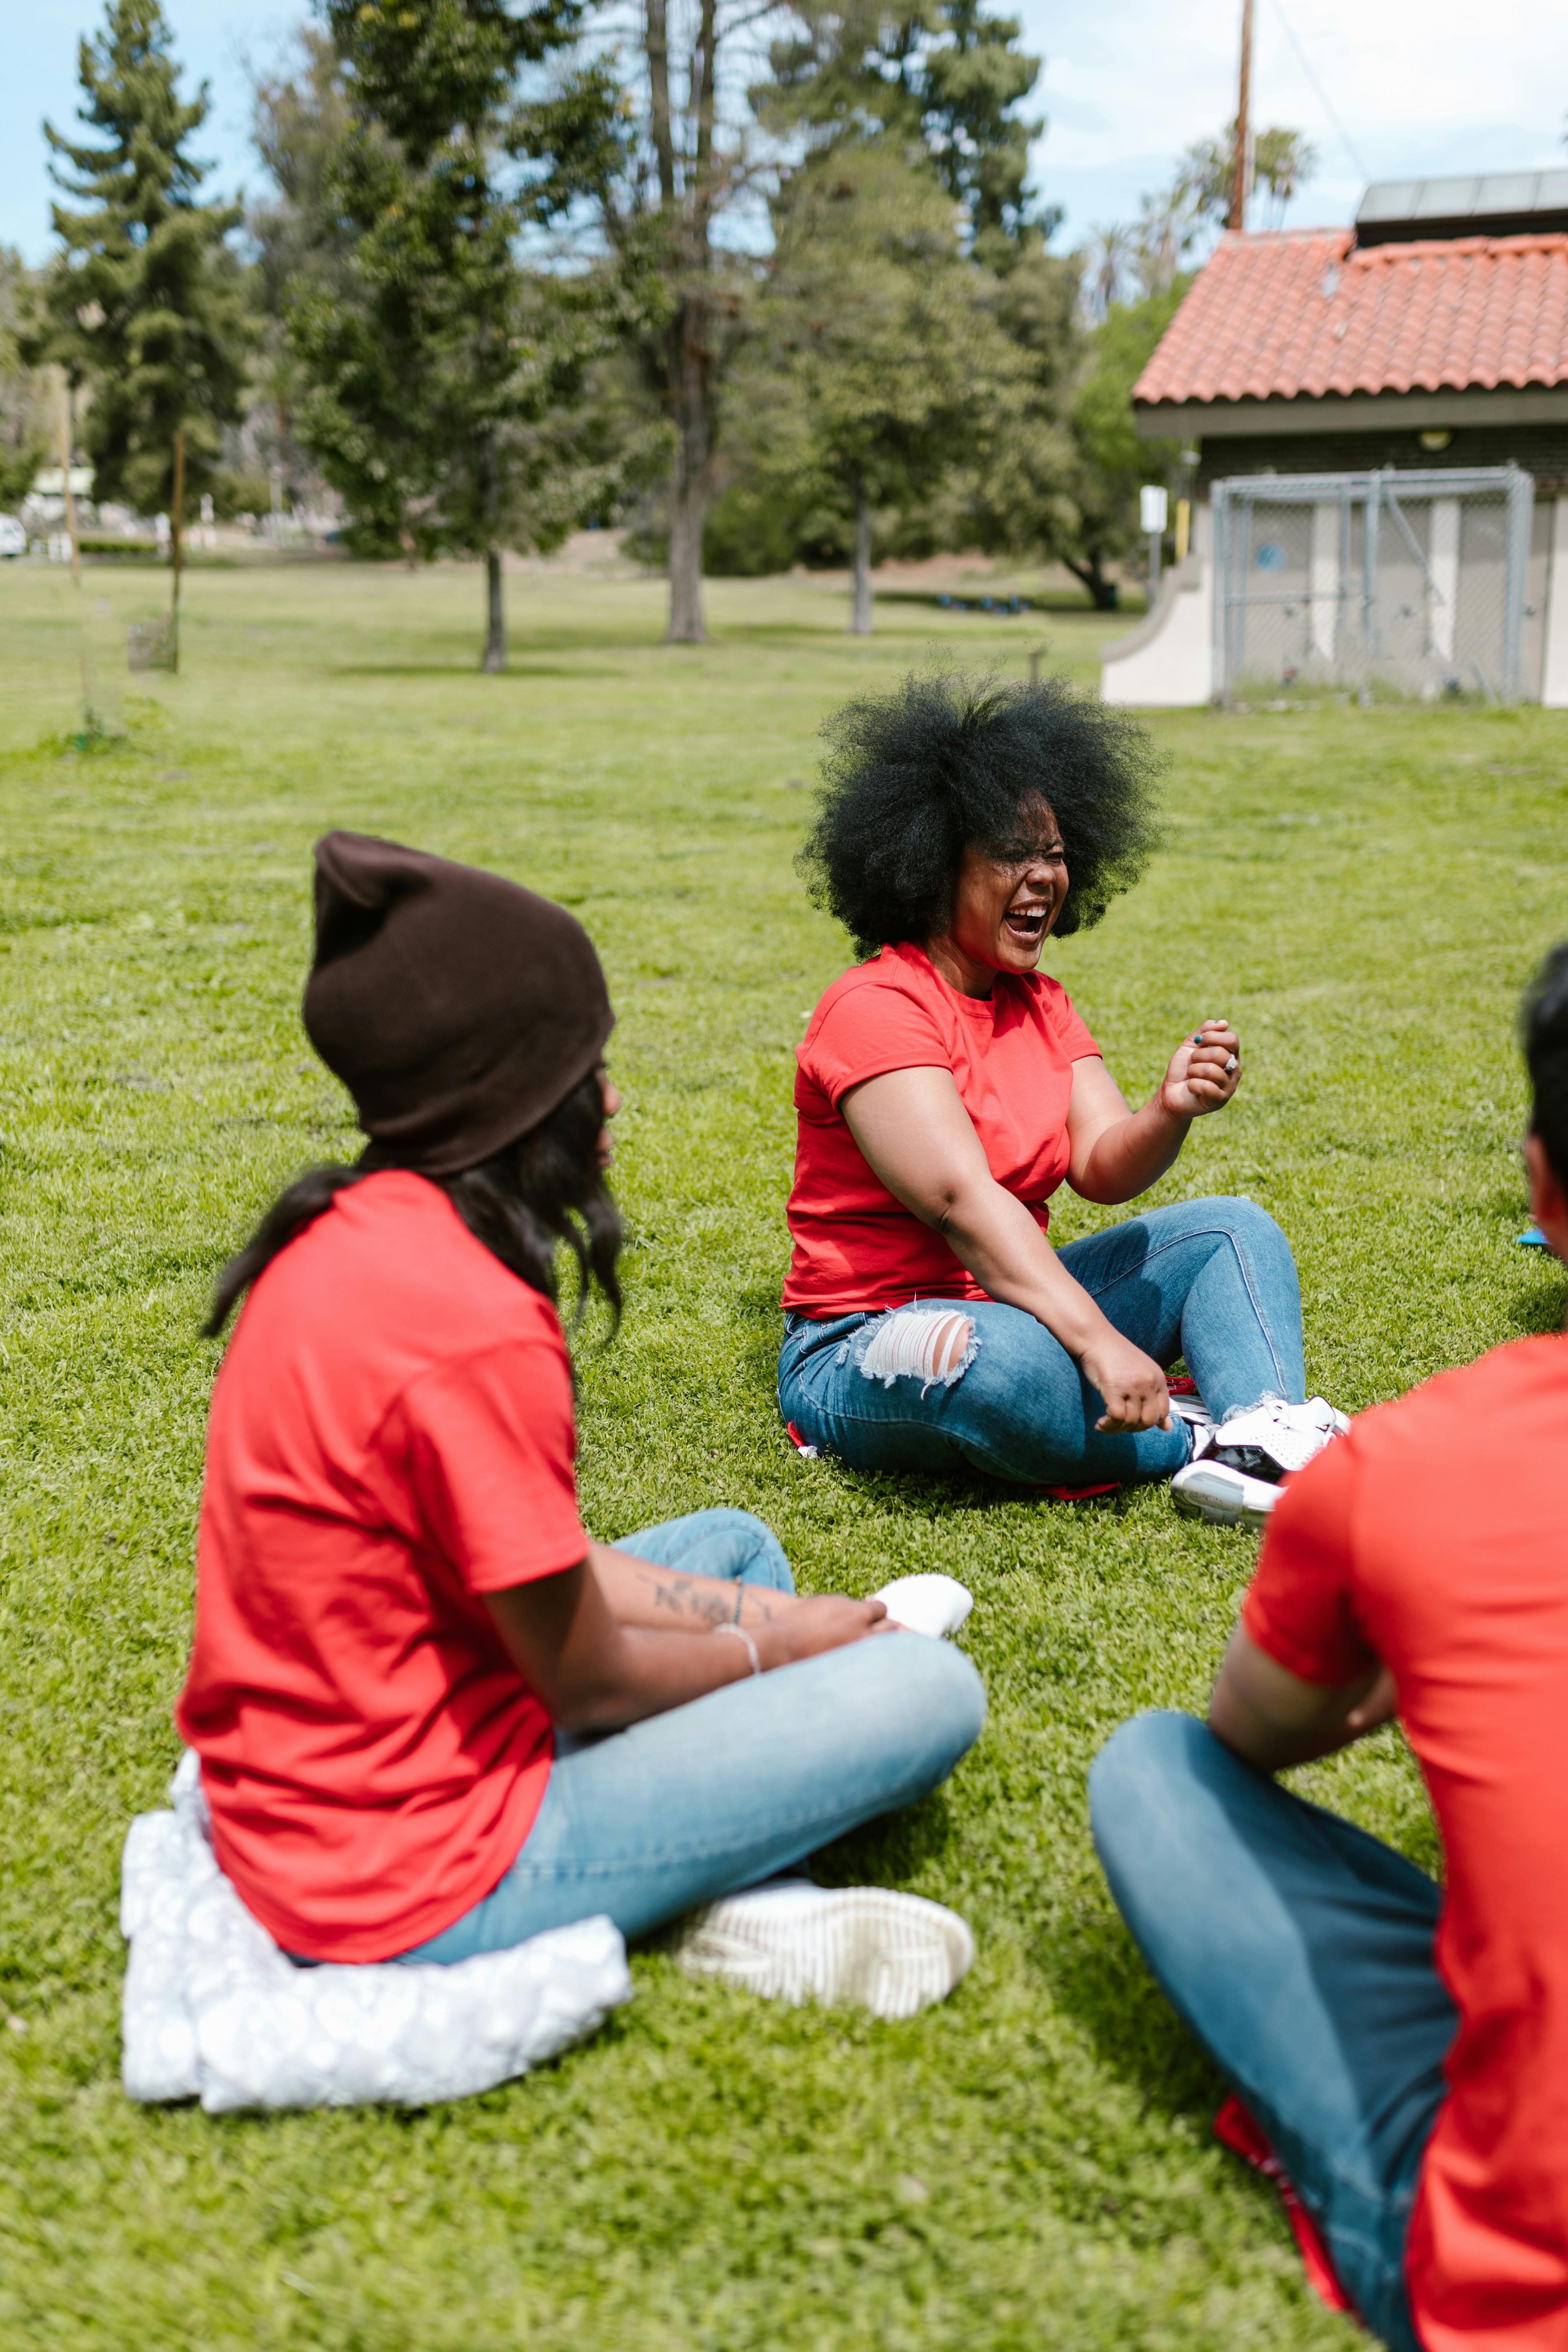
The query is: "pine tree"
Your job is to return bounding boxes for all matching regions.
[32,0,250,657]
[0,250,49,512]
[758,0,1058,268]
[286,0,612,671]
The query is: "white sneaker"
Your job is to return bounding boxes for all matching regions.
[872,1573,973,1639]
[676,1882,975,2019]
[1171,1396,1349,1530]
[1167,1391,1214,1430]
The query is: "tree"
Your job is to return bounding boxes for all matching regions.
[1057,287,1188,607]
[510,0,760,643]
[0,250,49,511]
[758,0,1057,268]
[972,282,1183,609]
[1082,222,1134,322]
[247,25,355,519]
[1178,124,1316,232]
[30,0,250,660]
[284,0,615,671]
[755,145,1005,632]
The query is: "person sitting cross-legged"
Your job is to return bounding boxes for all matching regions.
[1089,944,1568,2349]
[778,669,1345,1524]
[178,832,985,2005]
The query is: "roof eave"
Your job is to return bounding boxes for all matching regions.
[1134,384,1568,439]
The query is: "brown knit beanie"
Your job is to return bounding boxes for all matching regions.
[303,831,613,1176]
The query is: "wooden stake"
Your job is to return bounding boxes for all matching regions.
[1229,0,1254,233]
[170,425,185,676]
[55,373,81,591]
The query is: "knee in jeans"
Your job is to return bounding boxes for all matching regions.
[891,1633,988,1755]
[1088,1710,1208,1850]
[856,1304,978,1396]
[721,1509,793,1591]
[1210,1194,1288,1255]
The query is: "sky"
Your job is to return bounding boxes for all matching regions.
[1,0,1563,265]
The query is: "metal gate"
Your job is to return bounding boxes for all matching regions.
[1211,465,1535,704]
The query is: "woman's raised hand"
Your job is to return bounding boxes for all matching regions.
[1160,1020,1241,1121]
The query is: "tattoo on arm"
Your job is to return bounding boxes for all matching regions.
[641,1570,775,1624]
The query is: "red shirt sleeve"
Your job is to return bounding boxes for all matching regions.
[1243,1434,1379,1686]
[1042,979,1100,1061]
[379,1336,588,1595]
[803,980,953,1107]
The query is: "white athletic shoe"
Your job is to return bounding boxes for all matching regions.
[1171,1395,1349,1530]
[872,1573,974,1639]
[676,1882,976,2019]
[1166,1391,1214,1431]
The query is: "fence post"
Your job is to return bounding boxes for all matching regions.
[1211,484,1230,706]
[1501,465,1532,702]
[1360,475,1383,706]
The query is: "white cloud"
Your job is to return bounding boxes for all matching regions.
[1020,0,1567,242]
[1,0,1559,261]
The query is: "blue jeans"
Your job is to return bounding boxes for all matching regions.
[778,1196,1306,1488]
[399,1510,986,1963]
[1089,1713,1455,2351]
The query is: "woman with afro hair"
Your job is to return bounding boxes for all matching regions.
[778,671,1346,1525]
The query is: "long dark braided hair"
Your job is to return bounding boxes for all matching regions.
[204,1065,621,1339]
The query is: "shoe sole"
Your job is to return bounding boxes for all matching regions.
[1171,1464,1281,1531]
[676,1887,975,2020]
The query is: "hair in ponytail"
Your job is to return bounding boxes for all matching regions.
[203,1065,621,1338]
[203,1165,368,1337]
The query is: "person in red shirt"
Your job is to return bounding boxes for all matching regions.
[779,671,1344,1522]
[178,833,984,1984]
[1090,945,1568,2348]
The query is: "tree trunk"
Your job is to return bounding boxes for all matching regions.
[1062,547,1119,611]
[665,294,708,645]
[169,424,186,675]
[849,487,873,635]
[482,547,506,672]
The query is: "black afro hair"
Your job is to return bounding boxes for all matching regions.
[1523,940,1568,1192]
[796,668,1163,958]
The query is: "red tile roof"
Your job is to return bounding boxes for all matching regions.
[1134,228,1568,409]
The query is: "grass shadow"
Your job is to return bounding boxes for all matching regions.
[807,1784,963,1886]
[1035,1896,1225,2126]
[1512,1275,1564,1335]
[327,661,632,681]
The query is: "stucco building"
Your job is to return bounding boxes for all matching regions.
[1102,171,1568,705]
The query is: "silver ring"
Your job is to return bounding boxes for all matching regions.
[1224,1053,1238,1075]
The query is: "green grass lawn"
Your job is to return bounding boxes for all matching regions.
[1,556,1564,2352]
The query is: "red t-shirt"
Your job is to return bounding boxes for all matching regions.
[177,1172,586,1963]
[1244,1335,1568,2351]
[783,941,1101,1317]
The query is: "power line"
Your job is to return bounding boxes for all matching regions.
[1266,0,1370,185]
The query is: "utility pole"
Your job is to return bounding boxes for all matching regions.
[1228,0,1254,232]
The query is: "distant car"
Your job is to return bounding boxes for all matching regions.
[0,514,27,559]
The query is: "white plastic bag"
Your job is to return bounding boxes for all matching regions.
[120,1751,632,2113]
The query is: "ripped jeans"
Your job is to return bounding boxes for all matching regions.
[778,1196,1306,1489]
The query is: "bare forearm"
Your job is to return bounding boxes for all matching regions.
[588,1540,798,1632]
[940,1184,1117,1355]
[1207,1689,1364,1773]
[560,1620,754,1731]
[1075,1096,1191,1204]
[1207,1633,1390,1775]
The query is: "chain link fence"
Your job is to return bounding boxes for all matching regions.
[1211,466,1538,703]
